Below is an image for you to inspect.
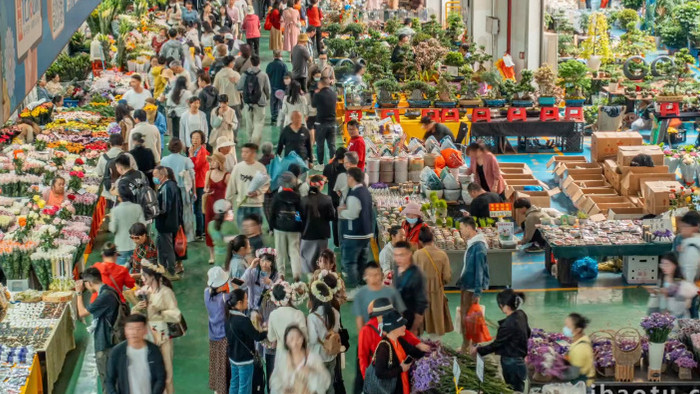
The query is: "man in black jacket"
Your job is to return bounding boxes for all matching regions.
[466,183,503,222]
[420,116,454,143]
[323,147,346,247]
[270,172,304,281]
[153,166,183,279]
[196,72,218,130]
[392,241,428,336]
[112,154,147,199]
[276,111,313,167]
[106,314,166,394]
[312,76,338,168]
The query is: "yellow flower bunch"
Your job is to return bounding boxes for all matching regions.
[114,95,123,101]
[143,103,158,112]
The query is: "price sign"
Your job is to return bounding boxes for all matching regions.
[497,221,515,237]
[489,202,512,218]
[476,354,484,383]
[643,217,673,233]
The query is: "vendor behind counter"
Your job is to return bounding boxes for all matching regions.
[465,183,503,223]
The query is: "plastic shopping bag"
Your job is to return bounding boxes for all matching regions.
[441,148,464,168]
[174,226,187,258]
[463,303,492,344]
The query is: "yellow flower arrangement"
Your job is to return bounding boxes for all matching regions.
[114,95,123,101]
[143,103,158,112]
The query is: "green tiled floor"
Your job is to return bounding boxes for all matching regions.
[53,31,653,393]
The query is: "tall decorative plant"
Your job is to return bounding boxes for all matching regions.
[581,12,613,69]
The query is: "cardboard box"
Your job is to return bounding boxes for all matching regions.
[616,145,664,167]
[571,187,619,208]
[546,155,587,169]
[602,159,621,191]
[580,195,634,215]
[590,131,643,162]
[554,162,602,178]
[642,180,683,215]
[561,173,607,190]
[502,173,537,181]
[619,166,674,196]
[505,186,552,208]
[607,207,647,220]
[590,202,639,216]
[499,162,532,174]
[565,180,610,200]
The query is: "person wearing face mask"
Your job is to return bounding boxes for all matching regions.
[470,289,530,392]
[400,202,429,246]
[563,313,595,388]
[310,52,335,86]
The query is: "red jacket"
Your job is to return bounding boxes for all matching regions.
[90,262,135,303]
[358,317,421,378]
[402,220,429,246]
[307,5,323,27]
[191,147,210,189]
[347,136,366,171]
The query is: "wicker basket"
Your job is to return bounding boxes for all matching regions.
[532,372,553,383]
[591,330,616,378]
[612,327,643,382]
[679,367,692,380]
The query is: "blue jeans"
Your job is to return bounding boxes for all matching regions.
[340,238,370,288]
[500,357,526,392]
[236,206,264,231]
[229,361,254,394]
[270,91,283,121]
[116,250,133,267]
[194,187,204,237]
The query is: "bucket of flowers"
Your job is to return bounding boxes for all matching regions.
[525,329,570,382]
[641,313,676,380]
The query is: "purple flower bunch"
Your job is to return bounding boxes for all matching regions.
[675,355,698,369]
[593,338,615,368]
[410,346,451,392]
[526,329,570,378]
[665,347,691,364]
[107,122,121,135]
[616,338,638,352]
[641,313,676,343]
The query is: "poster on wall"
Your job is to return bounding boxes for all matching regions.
[0,0,100,123]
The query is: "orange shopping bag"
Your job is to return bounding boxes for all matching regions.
[174,226,187,258]
[463,303,492,344]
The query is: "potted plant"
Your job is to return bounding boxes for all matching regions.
[326,37,356,59]
[557,59,591,107]
[581,12,613,72]
[374,78,401,108]
[334,59,356,82]
[445,12,466,46]
[511,69,536,107]
[654,48,695,102]
[342,23,365,39]
[435,76,457,108]
[675,356,696,380]
[443,52,466,80]
[458,69,481,108]
[616,9,639,30]
[479,70,506,107]
[402,80,435,108]
[322,22,343,39]
[659,20,687,49]
[616,22,656,57]
[534,65,559,106]
[414,38,448,82]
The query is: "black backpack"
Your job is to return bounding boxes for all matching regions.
[130,174,161,221]
[242,70,262,105]
[105,287,130,345]
[199,86,219,112]
[102,153,120,191]
[274,197,303,232]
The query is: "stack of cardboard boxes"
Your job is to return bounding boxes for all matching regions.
[502,162,552,224]
[590,131,681,217]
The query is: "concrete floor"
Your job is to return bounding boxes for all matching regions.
[51,31,671,393]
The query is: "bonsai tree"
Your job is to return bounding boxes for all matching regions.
[500,79,518,102]
[445,12,466,43]
[479,70,504,99]
[402,80,436,101]
[325,37,355,58]
[374,78,401,102]
[580,12,613,68]
[655,48,695,96]
[515,69,536,100]
[617,9,639,30]
[617,22,656,56]
[622,0,643,10]
[384,18,401,35]
[459,78,481,100]
[342,23,365,39]
[435,76,457,102]
[534,65,559,98]
[443,52,466,68]
[557,59,591,98]
[322,22,343,39]
[359,41,392,86]
[413,38,448,81]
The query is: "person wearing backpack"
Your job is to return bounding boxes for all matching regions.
[112,154,161,223]
[270,172,304,281]
[196,72,219,132]
[97,134,126,204]
[108,187,146,267]
[237,55,270,146]
[160,28,185,64]
[75,267,121,394]
[307,280,341,393]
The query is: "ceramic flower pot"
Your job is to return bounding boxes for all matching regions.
[588,55,602,72]
[648,342,665,372]
[482,99,506,108]
[538,96,557,106]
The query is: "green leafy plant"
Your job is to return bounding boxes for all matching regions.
[557,60,591,98]
[443,52,465,67]
[617,23,656,56]
[323,23,343,38]
[422,14,443,37]
[673,1,700,32]
[622,0,643,10]
[534,65,559,97]
[326,37,355,58]
[659,20,687,48]
[515,70,536,100]
[558,33,578,57]
[655,48,695,96]
[581,12,613,62]
[617,9,639,30]
[412,32,431,46]
[374,78,401,102]
[500,79,518,102]
[402,80,436,100]
[46,53,91,82]
[459,78,481,100]
[479,70,504,99]
[435,76,457,101]
[359,41,392,86]
[384,18,401,35]
[445,12,466,43]
[342,23,364,39]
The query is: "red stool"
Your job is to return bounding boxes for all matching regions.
[345,109,363,123]
[659,102,680,117]
[540,107,559,121]
[471,108,491,123]
[441,108,460,122]
[507,107,527,122]
[421,109,440,122]
[379,109,400,123]
[564,107,584,122]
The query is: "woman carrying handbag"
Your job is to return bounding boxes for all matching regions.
[413,227,453,336]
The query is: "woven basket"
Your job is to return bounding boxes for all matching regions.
[613,327,643,365]
[591,330,616,377]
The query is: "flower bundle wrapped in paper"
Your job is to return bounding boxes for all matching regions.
[239,171,270,206]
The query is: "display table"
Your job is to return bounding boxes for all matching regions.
[543,242,672,286]
[469,119,584,153]
[0,302,75,394]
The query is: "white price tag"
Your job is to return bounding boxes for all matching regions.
[452,356,461,384]
[476,353,484,383]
